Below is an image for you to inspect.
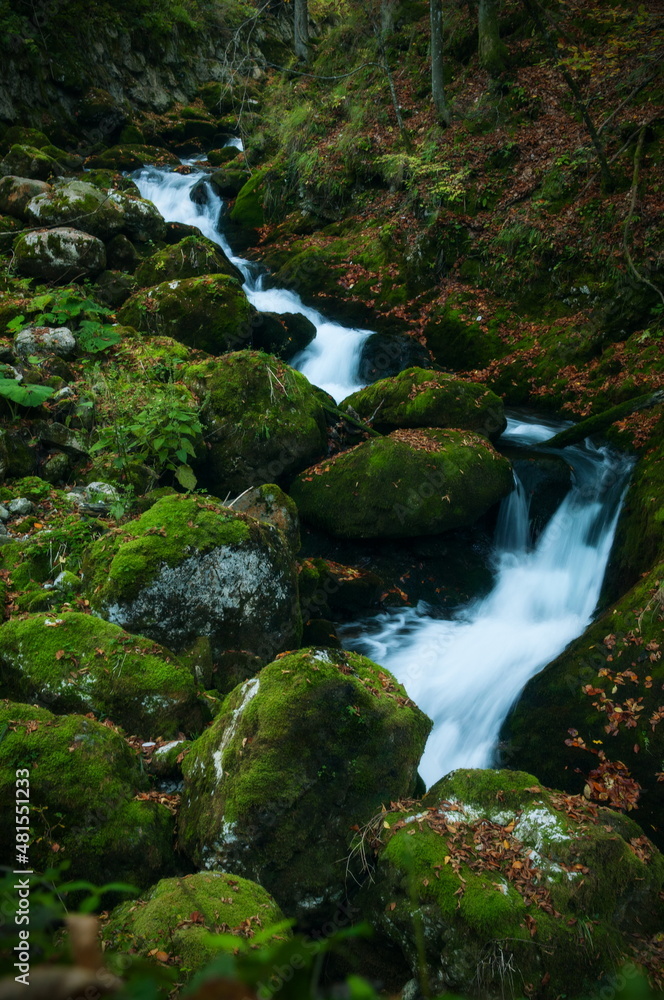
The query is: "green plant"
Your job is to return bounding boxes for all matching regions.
[0,378,55,418]
[6,288,121,354]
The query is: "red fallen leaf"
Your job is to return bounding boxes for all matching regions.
[525,914,538,938]
[189,911,205,924]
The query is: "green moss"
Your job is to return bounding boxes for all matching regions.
[229,167,268,229]
[0,700,174,887]
[358,768,664,997]
[423,299,507,370]
[178,647,432,924]
[0,144,61,181]
[0,611,204,736]
[289,428,513,538]
[84,145,180,172]
[118,274,254,354]
[342,367,506,439]
[134,235,242,287]
[103,872,288,979]
[185,351,328,493]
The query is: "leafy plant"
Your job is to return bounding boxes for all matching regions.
[6,288,121,354]
[0,377,55,418]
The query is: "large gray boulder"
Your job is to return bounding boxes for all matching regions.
[13,227,106,282]
[25,179,125,239]
[14,325,76,359]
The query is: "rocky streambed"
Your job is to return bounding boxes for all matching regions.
[0,132,662,998]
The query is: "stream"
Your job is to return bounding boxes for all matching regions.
[132,161,633,787]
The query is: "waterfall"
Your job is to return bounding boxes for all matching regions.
[131,159,633,789]
[339,416,633,786]
[132,162,371,402]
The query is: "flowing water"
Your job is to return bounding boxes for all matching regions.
[132,161,633,787]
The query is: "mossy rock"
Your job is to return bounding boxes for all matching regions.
[0,128,51,154]
[24,180,124,239]
[14,227,106,283]
[185,352,329,493]
[103,872,288,979]
[500,560,664,848]
[0,700,175,887]
[82,493,300,664]
[298,557,383,620]
[178,647,432,925]
[0,176,52,220]
[41,145,83,171]
[423,300,507,370]
[84,145,180,172]
[207,146,240,166]
[357,768,664,998]
[357,332,434,383]
[0,145,63,182]
[210,166,247,198]
[228,167,267,233]
[342,367,507,440]
[290,428,513,538]
[110,190,167,243]
[118,274,253,354]
[0,612,204,737]
[134,235,243,287]
[251,311,316,359]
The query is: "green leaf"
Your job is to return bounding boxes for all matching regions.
[175,464,197,491]
[0,379,55,407]
[175,448,188,463]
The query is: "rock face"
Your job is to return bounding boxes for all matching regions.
[357,768,664,999]
[343,367,507,440]
[118,275,253,354]
[177,647,432,925]
[83,493,301,664]
[0,612,203,736]
[134,235,243,287]
[0,175,51,219]
[14,325,76,359]
[13,227,106,282]
[186,352,329,493]
[290,428,513,538]
[103,872,287,980]
[0,701,175,887]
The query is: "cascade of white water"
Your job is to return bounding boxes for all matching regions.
[131,162,632,788]
[132,164,371,401]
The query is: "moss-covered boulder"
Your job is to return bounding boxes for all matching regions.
[251,311,317,359]
[25,180,125,240]
[118,275,253,354]
[14,227,106,283]
[229,169,265,229]
[500,560,664,847]
[342,367,507,440]
[83,493,300,665]
[356,768,664,998]
[185,352,329,493]
[134,235,243,287]
[290,429,513,538]
[103,873,288,980]
[84,145,180,172]
[0,612,203,736]
[178,647,432,924]
[0,145,62,181]
[423,300,507,370]
[0,127,51,153]
[0,701,175,887]
[210,166,248,198]
[108,190,166,243]
[0,176,51,220]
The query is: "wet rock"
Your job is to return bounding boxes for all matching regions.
[82,493,301,664]
[185,352,328,493]
[290,428,513,538]
[38,421,88,455]
[251,311,317,358]
[358,332,434,383]
[210,167,247,198]
[14,227,106,282]
[93,269,137,308]
[230,482,300,554]
[84,144,180,172]
[0,144,62,181]
[14,325,77,360]
[109,190,166,242]
[343,367,507,441]
[177,647,432,925]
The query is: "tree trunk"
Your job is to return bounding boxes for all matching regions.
[430,0,450,125]
[478,0,507,75]
[294,0,309,62]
